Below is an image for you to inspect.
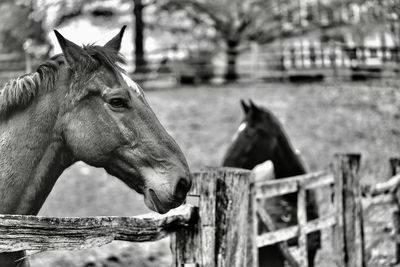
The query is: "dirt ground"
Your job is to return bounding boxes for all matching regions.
[9,79,400,266]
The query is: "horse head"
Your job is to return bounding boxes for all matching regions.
[222,99,281,170]
[222,99,306,178]
[54,27,191,214]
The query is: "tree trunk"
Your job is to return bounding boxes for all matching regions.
[224,39,239,82]
[133,0,148,73]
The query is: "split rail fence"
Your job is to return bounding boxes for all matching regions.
[0,153,399,267]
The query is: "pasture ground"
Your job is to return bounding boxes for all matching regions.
[10,80,400,266]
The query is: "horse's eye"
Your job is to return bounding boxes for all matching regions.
[108,98,128,109]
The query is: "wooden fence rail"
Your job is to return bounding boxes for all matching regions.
[255,153,365,267]
[362,157,400,264]
[0,153,399,266]
[0,204,196,253]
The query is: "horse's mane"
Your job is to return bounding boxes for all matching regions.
[0,45,125,117]
[256,106,285,135]
[258,106,307,174]
[0,57,60,117]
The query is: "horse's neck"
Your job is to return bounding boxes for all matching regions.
[0,93,73,215]
[272,132,306,178]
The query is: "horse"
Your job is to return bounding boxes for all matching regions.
[222,100,320,267]
[0,26,192,267]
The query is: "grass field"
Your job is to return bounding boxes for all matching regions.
[23,80,400,266]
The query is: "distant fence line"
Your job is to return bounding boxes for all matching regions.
[134,44,400,83]
[241,43,400,82]
[1,153,400,266]
[281,44,400,69]
[1,43,400,86]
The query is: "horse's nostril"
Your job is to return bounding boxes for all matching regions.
[174,177,191,201]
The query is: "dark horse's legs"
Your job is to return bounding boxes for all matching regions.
[307,231,321,267]
[0,251,30,267]
[258,247,318,267]
[258,245,285,267]
[258,232,319,267]
[308,246,318,267]
[257,193,320,267]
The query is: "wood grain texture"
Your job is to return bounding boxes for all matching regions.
[247,173,258,267]
[257,205,299,267]
[257,214,336,247]
[393,210,400,264]
[332,153,365,267]
[214,168,253,267]
[364,173,400,196]
[296,181,308,267]
[390,157,400,264]
[363,194,396,209]
[171,170,217,267]
[256,171,333,199]
[0,204,196,253]
[172,168,256,267]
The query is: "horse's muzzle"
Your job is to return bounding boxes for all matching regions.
[144,176,192,214]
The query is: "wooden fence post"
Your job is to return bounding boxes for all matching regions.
[297,180,308,267]
[390,157,400,264]
[171,168,256,267]
[248,172,258,267]
[171,171,218,267]
[332,153,366,267]
[215,168,256,267]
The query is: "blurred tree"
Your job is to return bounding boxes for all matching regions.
[0,0,49,55]
[132,0,156,73]
[157,0,400,81]
[385,0,400,46]
[134,0,146,73]
[157,0,276,81]
[46,0,153,74]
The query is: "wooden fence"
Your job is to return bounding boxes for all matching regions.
[0,153,399,266]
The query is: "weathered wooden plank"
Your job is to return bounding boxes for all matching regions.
[171,171,217,267]
[257,223,299,248]
[390,157,400,264]
[257,205,299,267]
[332,153,366,267]
[304,214,336,233]
[304,172,334,189]
[332,155,345,266]
[393,210,400,264]
[0,204,196,253]
[256,171,333,199]
[214,168,254,267]
[363,173,400,196]
[257,214,336,247]
[248,173,258,267]
[172,168,257,267]
[297,181,308,267]
[363,194,396,210]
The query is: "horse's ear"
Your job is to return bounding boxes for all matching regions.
[54,30,92,69]
[240,99,250,114]
[104,25,127,52]
[249,99,259,111]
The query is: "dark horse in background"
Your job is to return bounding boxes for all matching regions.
[0,27,192,267]
[222,100,320,267]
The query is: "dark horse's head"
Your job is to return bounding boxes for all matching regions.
[222,99,305,178]
[53,27,191,213]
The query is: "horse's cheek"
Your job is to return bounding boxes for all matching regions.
[64,116,118,165]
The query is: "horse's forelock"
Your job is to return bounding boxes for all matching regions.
[82,45,126,75]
